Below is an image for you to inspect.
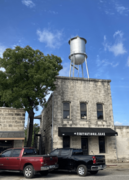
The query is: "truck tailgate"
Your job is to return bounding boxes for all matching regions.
[95,155,105,165]
[44,156,58,165]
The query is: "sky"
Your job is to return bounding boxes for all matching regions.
[0,0,129,126]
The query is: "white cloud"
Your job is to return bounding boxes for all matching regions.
[113,30,123,38]
[37,29,62,49]
[115,4,129,15]
[103,31,127,56]
[22,0,35,8]
[108,43,126,56]
[127,56,129,67]
[114,121,123,125]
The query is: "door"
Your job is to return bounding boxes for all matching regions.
[81,137,88,155]
[8,149,22,170]
[0,149,12,169]
[58,149,71,169]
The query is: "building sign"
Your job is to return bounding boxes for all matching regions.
[74,132,105,136]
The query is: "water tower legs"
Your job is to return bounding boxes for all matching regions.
[85,57,89,79]
[81,64,84,78]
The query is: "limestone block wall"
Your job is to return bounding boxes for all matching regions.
[40,95,53,154]
[115,126,129,162]
[0,107,25,131]
[52,77,115,150]
[14,140,24,147]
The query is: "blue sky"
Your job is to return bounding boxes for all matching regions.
[0,0,129,126]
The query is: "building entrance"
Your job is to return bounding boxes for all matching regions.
[81,137,88,155]
[0,140,13,153]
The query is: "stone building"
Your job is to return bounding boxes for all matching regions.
[0,107,25,153]
[40,76,119,161]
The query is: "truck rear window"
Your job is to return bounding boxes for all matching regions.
[72,149,83,155]
[23,149,37,156]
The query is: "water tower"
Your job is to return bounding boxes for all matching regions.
[68,36,89,78]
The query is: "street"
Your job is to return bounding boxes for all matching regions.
[0,168,129,180]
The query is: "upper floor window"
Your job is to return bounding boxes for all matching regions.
[63,102,70,119]
[80,102,87,119]
[97,103,103,119]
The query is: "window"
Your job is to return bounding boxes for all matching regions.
[63,136,70,148]
[50,149,60,156]
[23,149,37,156]
[80,102,87,119]
[60,149,71,156]
[1,150,12,157]
[97,103,103,119]
[99,137,105,153]
[72,149,83,155]
[63,102,70,119]
[11,149,22,157]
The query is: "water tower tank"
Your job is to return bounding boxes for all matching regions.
[68,36,87,65]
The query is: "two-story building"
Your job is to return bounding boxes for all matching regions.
[39,76,119,162]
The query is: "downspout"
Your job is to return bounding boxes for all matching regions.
[51,93,54,151]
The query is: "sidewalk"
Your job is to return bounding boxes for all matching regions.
[106,162,129,169]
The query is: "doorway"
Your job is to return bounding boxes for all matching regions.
[81,137,88,155]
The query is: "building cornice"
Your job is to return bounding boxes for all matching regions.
[56,76,111,83]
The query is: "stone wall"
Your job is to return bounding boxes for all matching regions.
[0,107,25,131]
[40,95,53,154]
[52,77,115,154]
[114,126,129,162]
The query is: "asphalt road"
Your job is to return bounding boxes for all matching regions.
[0,168,129,180]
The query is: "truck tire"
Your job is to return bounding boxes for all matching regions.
[90,171,98,175]
[23,165,34,178]
[40,170,49,176]
[77,164,87,176]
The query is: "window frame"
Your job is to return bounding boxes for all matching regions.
[63,101,70,119]
[11,149,22,157]
[97,103,104,120]
[99,136,105,153]
[1,149,12,157]
[80,102,87,119]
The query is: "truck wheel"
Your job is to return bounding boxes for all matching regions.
[90,171,98,175]
[77,164,87,176]
[23,165,34,178]
[40,171,49,176]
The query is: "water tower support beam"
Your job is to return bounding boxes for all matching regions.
[78,65,79,77]
[69,61,72,77]
[73,56,75,77]
[85,57,89,79]
[81,64,84,78]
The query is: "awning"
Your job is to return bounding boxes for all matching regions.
[58,127,118,136]
[0,131,25,140]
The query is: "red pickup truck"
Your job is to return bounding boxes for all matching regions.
[0,147,58,178]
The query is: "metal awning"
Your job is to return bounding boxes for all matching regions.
[58,127,118,136]
[0,131,25,140]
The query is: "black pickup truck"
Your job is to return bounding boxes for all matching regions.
[49,148,106,176]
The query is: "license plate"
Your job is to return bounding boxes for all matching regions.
[49,165,55,169]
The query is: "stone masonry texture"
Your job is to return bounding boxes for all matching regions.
[41,76,117,160]
[0,107,25,148]
[0,107,25,131]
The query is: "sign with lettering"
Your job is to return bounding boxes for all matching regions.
[74,132,105,136]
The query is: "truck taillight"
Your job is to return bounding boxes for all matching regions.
[92,156,96,164]
[40,158,44,165]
